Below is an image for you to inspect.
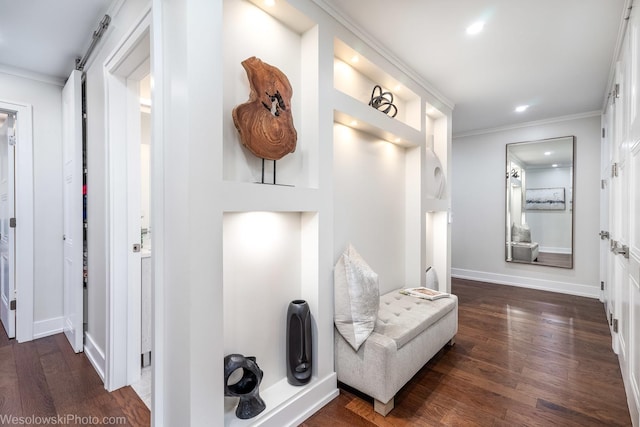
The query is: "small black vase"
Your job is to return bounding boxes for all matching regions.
[224,354,266,419]
[286,300,312,385]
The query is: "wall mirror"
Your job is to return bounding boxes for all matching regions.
[505,136,575,268]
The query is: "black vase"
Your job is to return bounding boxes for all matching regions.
[286,300,312,385]
[224,354,266,419]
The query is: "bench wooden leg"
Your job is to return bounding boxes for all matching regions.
[447,336,456,346]
[374,397,394,416]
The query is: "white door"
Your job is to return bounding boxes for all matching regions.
[62,70,84,353]
[0,114,15,338]
[600,112,611,304]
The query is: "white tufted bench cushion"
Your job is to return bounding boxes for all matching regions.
[335,287,458,416]
[375,292,457,349]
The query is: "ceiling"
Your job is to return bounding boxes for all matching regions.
[0,1,628,134]
[0,0,111,82]
[322,0,627,135]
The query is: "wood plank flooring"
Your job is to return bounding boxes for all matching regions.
[0,328,150,426]
[301,278,632,426]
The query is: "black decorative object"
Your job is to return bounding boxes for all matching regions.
[286,300,312,385]
[369,85,398,118]
[224,354,266,419]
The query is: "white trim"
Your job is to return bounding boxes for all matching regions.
[85,332,106,382]
[0,100,35,343]
[602,0,634,112]
[0,65,65,87]
[453,111,602,139]
[103,6,151,393]
[150,1,165,423]
[452,268,600,298]
[32,316,64,339]
[311,0,454,111]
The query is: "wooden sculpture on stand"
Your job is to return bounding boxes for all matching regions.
[232,56,297,169]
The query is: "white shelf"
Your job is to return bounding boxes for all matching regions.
[221,181,320,213]
[425,198,449,213]
[334,38,421,131]
[224,374,338,427]
[333,90,422,147]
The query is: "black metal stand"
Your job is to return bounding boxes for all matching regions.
[256,158,293,186]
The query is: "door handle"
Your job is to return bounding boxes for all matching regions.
[612,244,629,259]
[610,240,629,258]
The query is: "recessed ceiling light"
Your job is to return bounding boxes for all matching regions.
[264,0,275,6]
[544,151,552,156]
[515,105,529,113]
[552,164,558,168]
[466,21,485,35]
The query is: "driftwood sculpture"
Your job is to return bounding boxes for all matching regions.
[232,56,297,161]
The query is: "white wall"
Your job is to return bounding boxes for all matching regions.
[0,71,64,333]
[333,124,407,295]
[452,114,601,297]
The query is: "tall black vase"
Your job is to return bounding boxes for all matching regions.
[286,300,312,385]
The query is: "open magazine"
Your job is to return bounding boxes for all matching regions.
[399,287,450,301]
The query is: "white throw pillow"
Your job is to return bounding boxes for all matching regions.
[334,244,380,351]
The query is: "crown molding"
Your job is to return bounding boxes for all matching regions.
[0,64,65,87]
[453,110,601,139]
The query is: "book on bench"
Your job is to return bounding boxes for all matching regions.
[399,287,450,301]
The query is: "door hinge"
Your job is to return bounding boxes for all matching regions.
[602,128,606,138]
[10,300,16,310]
[7,128,16,146]
[601,179,607,189]
[599,230,610,240]
[611,162,619,178]
[613,318,619,333]
[601,281,605,291]
[9,218,16,228]
[610,312,613,325]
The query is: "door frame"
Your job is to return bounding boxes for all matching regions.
[103,8,151,392]
[0,100,34,343]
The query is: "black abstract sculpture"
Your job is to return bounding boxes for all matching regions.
[369,85,398,118]
[286,300,312,385]
[224,354,266,419]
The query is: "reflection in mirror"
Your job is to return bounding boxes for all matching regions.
[506,136,574,268]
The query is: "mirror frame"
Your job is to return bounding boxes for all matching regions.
[505,135,575,269]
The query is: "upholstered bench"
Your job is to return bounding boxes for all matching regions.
[335,289,458,416]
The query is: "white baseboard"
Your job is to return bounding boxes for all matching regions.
[33,316,64,339]
[242,372,338,427]
[84,332,106,383]
[452,268,600,298]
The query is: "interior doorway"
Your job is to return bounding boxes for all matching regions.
[0,101,34,343]
[132,72,152,409]
[103,9,152,400]
[0,110,16,339]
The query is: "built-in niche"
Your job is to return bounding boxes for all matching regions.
[222,0,319,188]
[222,210,319,424]
[333,38,421,132]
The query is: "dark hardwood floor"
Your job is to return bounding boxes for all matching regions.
[302,278,632,427]
[0,328,149,426]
